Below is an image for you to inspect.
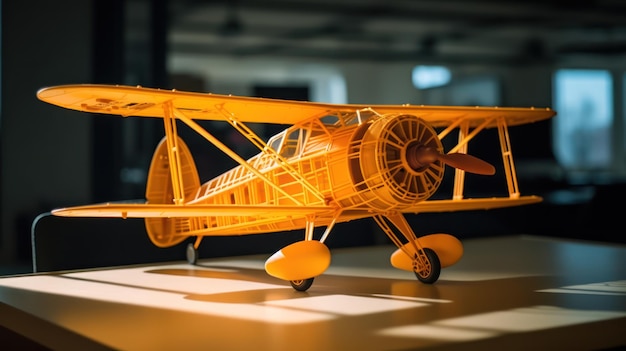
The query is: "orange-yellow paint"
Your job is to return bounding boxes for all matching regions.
[265,241,331,281]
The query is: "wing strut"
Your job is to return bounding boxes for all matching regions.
[437,116,495,200]
[445,117,494,153]
[497,117,521,198]
[163,102,186,204]
[172,108,305,205]
[452,120,469,200]
[217,106,326,202]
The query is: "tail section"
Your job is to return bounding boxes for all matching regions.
[145,136,200,247]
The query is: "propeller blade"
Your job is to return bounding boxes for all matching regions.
[438,152,495,175]
[406,145,495,175]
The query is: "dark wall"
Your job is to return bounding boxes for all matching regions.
[1,0,94,270]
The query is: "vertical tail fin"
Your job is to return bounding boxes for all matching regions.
[144,136,200,247]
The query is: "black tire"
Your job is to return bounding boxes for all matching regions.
[414,248,441,284]
[290,278,314,292]
[186,242,198,265]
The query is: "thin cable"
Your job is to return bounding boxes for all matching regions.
[31,212,52,273]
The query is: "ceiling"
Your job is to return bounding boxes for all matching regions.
[129,0,626,66]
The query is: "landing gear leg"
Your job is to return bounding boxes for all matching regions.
[375,213,443,284]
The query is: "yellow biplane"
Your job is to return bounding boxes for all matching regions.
[37,84,555,291]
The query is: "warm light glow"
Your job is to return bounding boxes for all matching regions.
[263,294,428,316]
[0,264,441,324]
[0,266,334,324]
[435,305,625,332]
[538,280,626,296]
[379,324,497,341]
[379,305,626,341]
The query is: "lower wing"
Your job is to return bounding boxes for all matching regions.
[51,196,541,218]
[51,203,336,218]
[403,196,542,213]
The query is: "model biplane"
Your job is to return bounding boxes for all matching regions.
[37,84,555,291]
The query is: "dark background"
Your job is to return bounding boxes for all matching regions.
[2,0,625,274]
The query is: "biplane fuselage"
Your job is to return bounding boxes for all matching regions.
[37,84,555,291]
[148,111,441,242]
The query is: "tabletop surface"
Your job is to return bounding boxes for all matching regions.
[1,235,625,350]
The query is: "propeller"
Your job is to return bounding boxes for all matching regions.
[406,145,495,175]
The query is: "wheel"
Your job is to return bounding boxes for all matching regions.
[414,248,441,284]
[290,278,314,292]
[186,243,198,265]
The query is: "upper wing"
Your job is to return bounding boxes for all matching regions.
[37,84,555,127]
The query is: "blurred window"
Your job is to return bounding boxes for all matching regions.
[412,65,451,89]
[552,69,613,173]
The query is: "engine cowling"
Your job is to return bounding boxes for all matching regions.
[349,114,445,211]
